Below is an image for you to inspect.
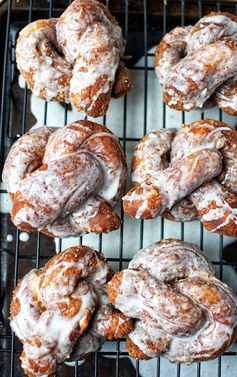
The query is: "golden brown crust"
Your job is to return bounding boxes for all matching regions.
[126,337,150,360]
[107,271,124,306]
[191,182,237,237]
[103,310,134,339]
[162,201,198,222]
[218,105,237,116]
[154,38,171,71]
[87,201,121,234]
[163,92,186,110]
[10,279,23,319]
[111,65,132,98]
[123,182,165,220]
[70,75,113,117]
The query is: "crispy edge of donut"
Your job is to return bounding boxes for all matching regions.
[123,183,165,220]
[102,310,134,340]
[108,271,123,306]
[126,337,151,360]
[70,75,113,117]
[111,65,132,98]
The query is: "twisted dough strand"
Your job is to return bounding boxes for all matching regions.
[16,19,72,103]
[123,148,222,219]
[108,239,237,363]
[131,128,197,222]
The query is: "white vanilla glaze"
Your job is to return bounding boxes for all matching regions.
[16,19,72,102]
[10,270,41,342]
[171,121,237,194]
[69,327,103,360]
[81,131,126,205]
[155,12,237,114]
[56,0,125,64]
[215,74,237,113]
[108,239,237,363]
[188,14,237,52]
[128,321,171,358]
[2,126,57,194]
[191,181,237,234]
[132,129,176,184]
[129,239,215,282]
[3,121,126,237]
[13,152,103,229]
[71,303,131,360]
[44,124,126,206]
[128,128,198,222]
[164,197,198,221]
[46,197,102,238]
[155,26,192,85]
[164,37,237,111]
[19,232,30,242]
[124,148,222,219]
[166,276,237,363]
[11,246,119,376]
[16,0,127,115]
[112,268,203,336]
[166,121,237,234]
[171,122,232,161]
[124,119,237,234]
[69,22,119,113]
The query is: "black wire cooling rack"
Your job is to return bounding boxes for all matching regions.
[1,1,237,376]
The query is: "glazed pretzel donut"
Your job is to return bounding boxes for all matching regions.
[123,119,237,237]
[2,120,126,237]
[10,246,133,377]
[108,239,237,363]
[155,12,237,115]
[16,0,132,117]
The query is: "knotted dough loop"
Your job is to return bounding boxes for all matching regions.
[10,246,133,377]
[155,12,237,115]
[123,119,237,237]
[108,239,237,363]
[2,120,127,237]
[16,0,132,117]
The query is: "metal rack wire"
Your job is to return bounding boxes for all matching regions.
[1,1,237,376]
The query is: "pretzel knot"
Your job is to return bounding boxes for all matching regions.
[2,120,126,237]
[16,0,132,117]
[10,246,133,377]
[108,239,237,363]
[155,12,237,115]
[123,119,237,237]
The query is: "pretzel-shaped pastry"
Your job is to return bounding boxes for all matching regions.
[155,12,237,115]
[2,120,126,237]
[123,119,237,237]
[16,0,132,117]
[10,246,133,377]
[108,239,237,363]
